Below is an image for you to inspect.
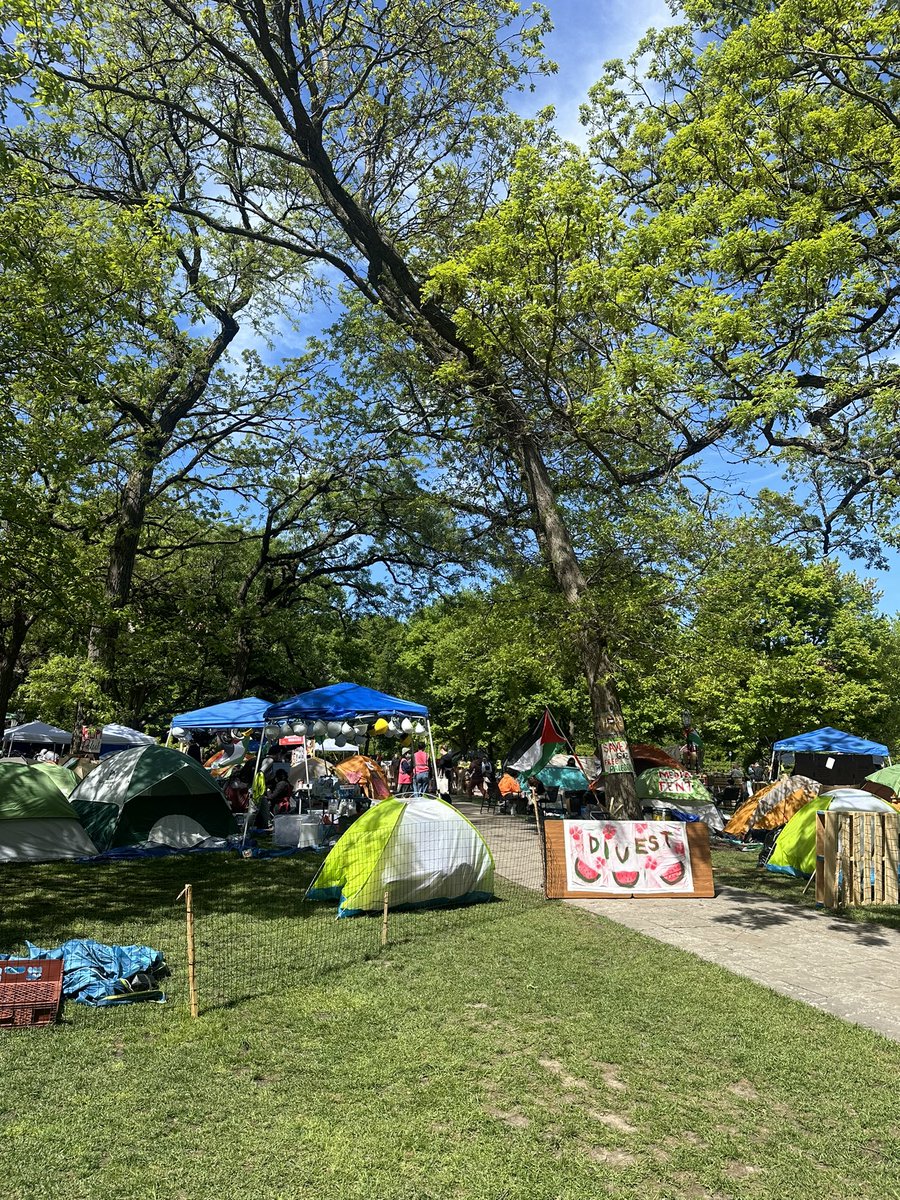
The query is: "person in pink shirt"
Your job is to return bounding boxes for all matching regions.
[413,746,430,795]
[396,751,413,794]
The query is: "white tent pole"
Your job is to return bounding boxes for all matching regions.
[241,731,268,849]
[426,718,438,798]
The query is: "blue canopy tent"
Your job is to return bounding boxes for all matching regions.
[773,727,889,756]
[240,683,433,846]
[772,727,890,788]
[265,683,427,722]
[171,698,271,731]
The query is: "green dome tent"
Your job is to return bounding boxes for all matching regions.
[767,789,899,878]
[31,762,79,797]
[308,796,495,917]
[70,745,236,851]
[0,761,98,861]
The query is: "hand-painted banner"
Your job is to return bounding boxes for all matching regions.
[600,738,633,775]
[563,820,694,894]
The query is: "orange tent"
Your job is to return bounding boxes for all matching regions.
[725,775,820,837]
[334,754,390,799]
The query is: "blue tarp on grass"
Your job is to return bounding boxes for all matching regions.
[1,939,166,1005]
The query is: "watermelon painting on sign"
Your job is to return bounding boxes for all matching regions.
[563,821,694,894]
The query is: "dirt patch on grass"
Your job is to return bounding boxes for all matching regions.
[589,1110,637,1133]
[727,1079,759,1101]
[484,1106,530,1129]
[584,1146,636,1166]
[538,1057,589,1090]
[724,1160,760,1179]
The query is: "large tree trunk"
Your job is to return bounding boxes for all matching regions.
[92,456,156,693]
[225,624,252,699]
[0,601,32,730]
[516,433,641,817]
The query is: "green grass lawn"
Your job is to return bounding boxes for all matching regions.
[712,849,900,933]
[2,856,900,1199]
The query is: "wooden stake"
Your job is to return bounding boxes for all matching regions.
[184,883,199,1018]
[381,888,390,949]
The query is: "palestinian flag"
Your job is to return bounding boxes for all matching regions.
[504,710,567,778]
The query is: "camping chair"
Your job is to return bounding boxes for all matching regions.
[479,788,498,814]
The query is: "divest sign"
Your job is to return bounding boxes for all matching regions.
[563,820,694,894]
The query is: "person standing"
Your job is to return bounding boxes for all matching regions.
[397,751,413,795]
[413,744,430,794]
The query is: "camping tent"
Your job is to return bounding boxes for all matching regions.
[96,724,156,755]
[31,762,79,797]
[635,767,723,830]
[773,727,889,787]
[630,743,682,773]
[3,721,72,748]
[725,775,820,837]
[862,765,900,803]
[70,745,236,851]
[0,762,98,861]
[334,754,390,799]
[171,697,271,731]
[308,796,494,917]
[504,710,568,778]
[767,788,899,878]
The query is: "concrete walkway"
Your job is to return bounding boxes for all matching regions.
[457,802,900,1043]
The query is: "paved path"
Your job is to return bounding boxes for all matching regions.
[456,803,900,1042]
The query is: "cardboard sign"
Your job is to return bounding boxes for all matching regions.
[600,739,633,775]
[564,820,694,894]
[544,819,714,899]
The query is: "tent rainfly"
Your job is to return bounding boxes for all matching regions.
[70,745,237,851]
[0,762,97,861]
[307,796,494,916]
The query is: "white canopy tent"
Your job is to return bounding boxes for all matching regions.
[3,721,73,748]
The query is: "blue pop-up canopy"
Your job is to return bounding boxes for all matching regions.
[773,727,889,757]
[265,682,427,722]
[171,697,271,730]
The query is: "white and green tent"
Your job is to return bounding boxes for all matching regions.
[70,744,236,851]
[308,796,495,917]
[0,761,98,861]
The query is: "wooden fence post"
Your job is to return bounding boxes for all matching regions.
[381,889,390,949]
[178,884,199,1018]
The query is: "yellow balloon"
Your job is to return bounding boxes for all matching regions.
[373,718,389,735]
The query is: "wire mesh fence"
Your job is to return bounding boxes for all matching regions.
[0,796,548,1017]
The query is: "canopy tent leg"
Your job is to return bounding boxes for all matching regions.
[426,719,439,798]
[241,734,268,849]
